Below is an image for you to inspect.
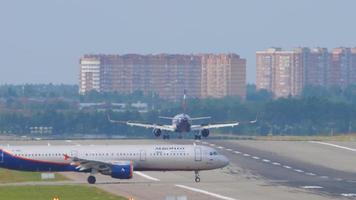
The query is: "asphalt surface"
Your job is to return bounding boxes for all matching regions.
[204,140,356,199]
[2,139,356,199]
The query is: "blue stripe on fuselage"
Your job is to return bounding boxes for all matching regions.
[0,150,79,172]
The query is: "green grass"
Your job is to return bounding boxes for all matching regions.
[0,168,68,183]
[0,185,127,200]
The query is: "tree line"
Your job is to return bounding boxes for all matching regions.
[0,84,356,137]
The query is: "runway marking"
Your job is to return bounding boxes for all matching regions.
[334,178,343,181]
[302,185,323,189]
[341,193,356,197]
[269,180,289,183]
[133,172,160,181]
[216,143,330,183]
[309,141,356,152]
[175,184,238,200]
[305,172,316,176]
[202,142,208,145]
[210,144,216,147]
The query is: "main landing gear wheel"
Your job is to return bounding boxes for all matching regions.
[194,171,200,182]
[163,134,170,140]
[87,175,96,184]
[194,134,201,140]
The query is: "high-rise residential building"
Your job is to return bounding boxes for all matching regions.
[79,57,101,93]
[201,54,246,98]
[328,47,356,87]
[256,48,304,98]
[329,47,352,87]
[351,48,356,84]
[256,47,356,98]
[305,48,329,86]
[79,54,246,100]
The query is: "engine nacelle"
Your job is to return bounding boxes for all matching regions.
[111,161,133,179]
[153,128,162,137]
[201,129,210,138]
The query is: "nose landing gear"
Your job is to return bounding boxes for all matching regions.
[194,171,200,182]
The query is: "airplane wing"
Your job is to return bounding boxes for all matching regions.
[190,117,211,120]
[108,115,175,131]
[158,116,174,120]
[126,122,175,131]
[191,119,257,131]
[66,155,112,172]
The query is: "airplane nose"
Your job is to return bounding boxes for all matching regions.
[220,155,229,167]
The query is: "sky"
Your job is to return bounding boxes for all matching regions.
[1,0,356,84]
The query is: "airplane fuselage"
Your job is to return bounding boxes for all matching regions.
[172,114,192,133]
[0,144,228,172]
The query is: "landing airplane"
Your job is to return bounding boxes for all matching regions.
[109,93,257,139]
[0,144,228,184]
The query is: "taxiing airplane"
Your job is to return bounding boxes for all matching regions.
[0,144,228,184]
[109,92,257,139]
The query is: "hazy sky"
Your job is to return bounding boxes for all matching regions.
[1,0,356,84]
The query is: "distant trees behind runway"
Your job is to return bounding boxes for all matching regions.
[1,84,356,136]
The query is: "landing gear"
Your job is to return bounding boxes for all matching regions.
[163,134,170,140]
[194,132,202,140]
[194,171,200,182]
[178,133,183,139]
[87,175,96,184]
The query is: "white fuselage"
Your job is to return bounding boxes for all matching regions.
[0,144,228,172]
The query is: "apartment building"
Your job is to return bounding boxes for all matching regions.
[79,54,246,100]
[256,48,304,98]
[256,47,356,98]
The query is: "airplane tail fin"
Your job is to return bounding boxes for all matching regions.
[182,89,187,113]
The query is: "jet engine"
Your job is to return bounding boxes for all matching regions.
[110,161,133,179]
[201,129,210,138]
[153,128,162,137]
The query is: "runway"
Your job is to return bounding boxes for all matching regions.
[2,139,356,199]
[203,140,356,199]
